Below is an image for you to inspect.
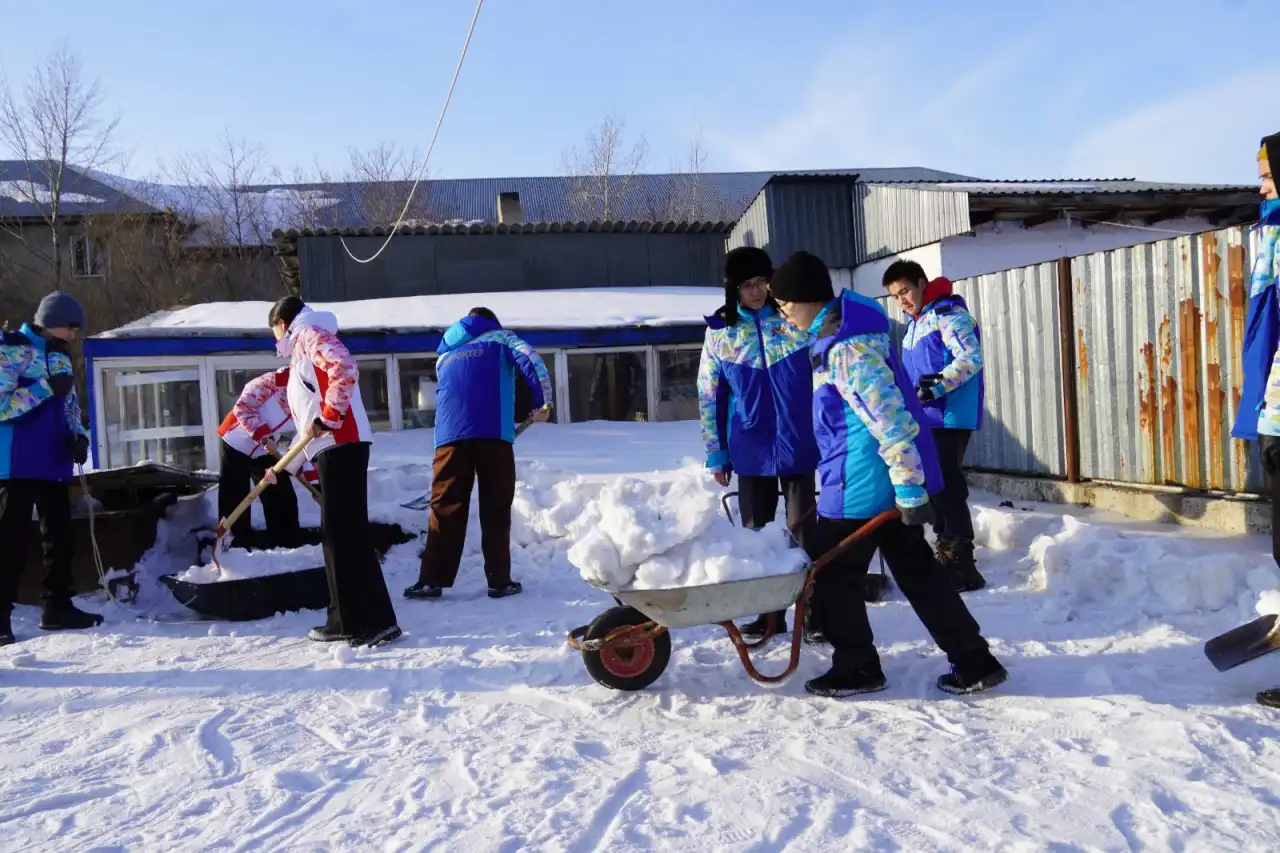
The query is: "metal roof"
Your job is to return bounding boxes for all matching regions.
[0,161,160,218]
[272,220,731,240]
[878,179,1258,196]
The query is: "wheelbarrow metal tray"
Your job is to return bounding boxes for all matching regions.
[159,566,330,622]
[593,570,808,629]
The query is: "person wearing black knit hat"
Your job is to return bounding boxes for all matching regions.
[771,251,1007,698]
[1235,133,1280,710]
[697,246,822,643]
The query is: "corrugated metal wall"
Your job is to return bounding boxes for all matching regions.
[724,191,770,255]
[885,264,1067,476]
[298,231,725,300]
[724,182,857,267]
[1073,226,1262,492]
[853,185,971,263]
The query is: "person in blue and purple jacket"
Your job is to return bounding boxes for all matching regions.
[405,307,553,603]
[0,291,102,645]
[769,251,1006,699]
[697,246,821,642]
[883,261,987,593]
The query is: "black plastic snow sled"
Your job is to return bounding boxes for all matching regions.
[1204,614,1280,672]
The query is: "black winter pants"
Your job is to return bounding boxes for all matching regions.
[809,515,991,674]
[316,442,398,637]
[930,428,975,553]
[0,478,74,610]
[738,472,817,627]
[218,442,303,548]
[1263,437,1280,569]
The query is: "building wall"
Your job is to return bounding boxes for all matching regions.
[850,243,945,296]
[299,231,726,301]
[724,181,858,268]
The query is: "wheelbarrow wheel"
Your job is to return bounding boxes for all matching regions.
[582,606,670,691]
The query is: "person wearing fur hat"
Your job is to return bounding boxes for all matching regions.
[0,291,102,645]
[1233,132,1280,710]
[770,251,1007,697]
[882,260,987,593]
[697,246,822,642]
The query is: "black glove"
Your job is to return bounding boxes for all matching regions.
[312,418,333,433]
[916,373,945,403]
[45,337,70,355]
[16,375,37,389]
[899,501,936,527]
[48,374,74,396]
[69,434,89,466]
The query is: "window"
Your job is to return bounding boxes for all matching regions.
[70,234,107,278]
[656,348,701,421]
[398,356,438,430]
[531,349,559,424]
[356,358,392,431]
[566,351,648,423]
[102,367,205,470]
[215,366,279,419]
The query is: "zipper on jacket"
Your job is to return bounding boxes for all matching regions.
[753,311,779,473]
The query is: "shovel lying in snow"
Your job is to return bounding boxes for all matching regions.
[212,436,314,570]
[1204,614,1280,672]
[400,404,551,511]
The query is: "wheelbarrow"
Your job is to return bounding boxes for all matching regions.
[719,489,891,603]
[566,508,899,691]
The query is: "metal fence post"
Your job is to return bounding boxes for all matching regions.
[1057,256,1082,483]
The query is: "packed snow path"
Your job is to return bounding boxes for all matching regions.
[2,422,1279,852]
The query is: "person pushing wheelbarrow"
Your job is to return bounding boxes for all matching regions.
[768,251,1008,698]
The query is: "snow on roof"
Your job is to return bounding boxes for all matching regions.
[95,287,722,339]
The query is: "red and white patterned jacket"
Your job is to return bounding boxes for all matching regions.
[283,307,372,459]
[217,368,294,457]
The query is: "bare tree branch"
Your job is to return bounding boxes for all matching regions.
[561,114,649,221]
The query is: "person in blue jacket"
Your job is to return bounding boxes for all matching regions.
[1233,131,1280,710]
[0,292,102,645]
[883,260,987,593]
[768,251,1006,698]
[406,307,553,602]
[697,246,821,641]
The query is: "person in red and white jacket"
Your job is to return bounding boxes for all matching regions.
[262,296,401,648]
[216,367,318,549]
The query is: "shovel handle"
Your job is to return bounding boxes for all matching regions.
[514,403,552,438]
[217,436,313,535]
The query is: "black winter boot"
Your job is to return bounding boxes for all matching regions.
[802,609,826,645]
[937,653,1008,695]
[938,543,986,593]
[39,601,104,631]
[805,664,888,698]
[738,611,787,640]
[488,582,523,599]
[404,582,443,600]
[0,611,13,646]
[1258,688,1280,708]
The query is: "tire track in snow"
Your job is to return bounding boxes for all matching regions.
[196,707,239,784]
[566,753,649,853]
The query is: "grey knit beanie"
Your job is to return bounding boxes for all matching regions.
[34,291,86,330]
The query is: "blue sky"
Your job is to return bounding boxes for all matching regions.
[3,0,1275,185]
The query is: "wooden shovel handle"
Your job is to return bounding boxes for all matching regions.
[217,437,313,535]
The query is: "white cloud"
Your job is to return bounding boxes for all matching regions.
[1065,65,1280,184]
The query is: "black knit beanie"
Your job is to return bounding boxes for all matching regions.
[769,251,834,304]
[721,247,773,322]
[1263,133,1280,172]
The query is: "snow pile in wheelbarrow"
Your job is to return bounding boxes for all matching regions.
[174,544,327,584]
[566,467,807,590]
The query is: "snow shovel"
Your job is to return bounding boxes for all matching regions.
[1204,614,1280,672]
[212,436,314,570]
[400,404,551,511]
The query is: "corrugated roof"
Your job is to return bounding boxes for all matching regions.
[878,179,1258,196]
[0,161,160,218]
[272,220,731,240]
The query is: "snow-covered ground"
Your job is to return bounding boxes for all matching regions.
[4,421,1280,852]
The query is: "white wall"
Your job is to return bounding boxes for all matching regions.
[938,216,1217,281]
[849,243,945,297]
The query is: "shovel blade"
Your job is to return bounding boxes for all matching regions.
[1204,614,1280,672]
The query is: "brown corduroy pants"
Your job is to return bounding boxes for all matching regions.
[417,439,516,589]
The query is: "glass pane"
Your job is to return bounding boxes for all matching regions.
[567,352,648,423]
[117,437,205,471]
[536,350,559,424]
[215,367,278,418]
[656,349,700,421]
[101,368,205,471]
[398,357,438,430]
[357,360,391,431]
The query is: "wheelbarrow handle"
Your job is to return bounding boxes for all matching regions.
[808,508,900,577]
[216,435,314,537]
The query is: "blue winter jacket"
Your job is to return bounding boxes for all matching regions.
[433,315,553,449]
[900,278,985,431]
[0,323,89,482]
[696,303,819,478]
[1232,200,1280,440]
[809,292,943,520]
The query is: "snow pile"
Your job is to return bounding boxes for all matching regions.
[1257,587,1280,617]
[567,468,806,591]
[973,502,1061,551]
[176,545,326,584]
[1025,514,1279,622]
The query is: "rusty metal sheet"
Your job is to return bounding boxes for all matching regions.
[1074,225,1263,493]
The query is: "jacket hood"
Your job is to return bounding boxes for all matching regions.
[439,314,501,354]
[810,291,891,368]
[289,307,339,336]
[911,277,954,317]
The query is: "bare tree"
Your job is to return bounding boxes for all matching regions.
[0,43,121,284]
[295,143,441,229]
[642,127,710,222]
[561,115,649,221]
